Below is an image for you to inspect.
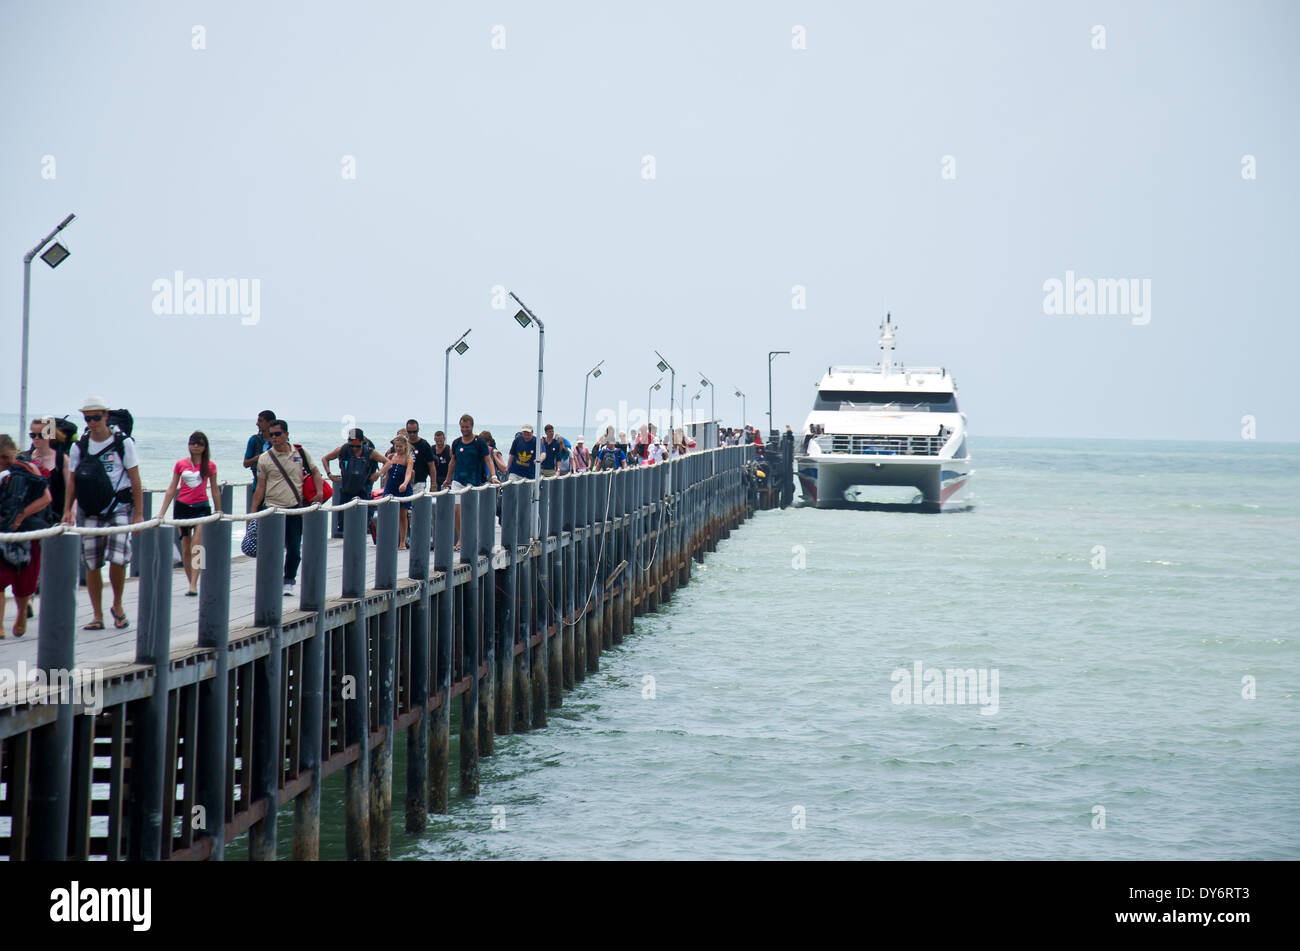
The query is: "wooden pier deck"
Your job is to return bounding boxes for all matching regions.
[0,448,759,861]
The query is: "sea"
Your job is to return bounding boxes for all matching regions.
[4,416,1297,859]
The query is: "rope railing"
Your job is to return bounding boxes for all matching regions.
[0,448,703,544]
[0,484,433,542]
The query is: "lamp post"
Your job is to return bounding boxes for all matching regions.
[698,373,714,447]
[20,213,76,429]
[443,328,472,437]
[767,350,789,441]
[508,292,545,540]
[734,387,746,429]
[654,350,676,435]
[582,359,604,443]
[647,378,662,436]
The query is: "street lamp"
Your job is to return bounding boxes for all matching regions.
[647,378,662,435]
[508,291,545,540]
[698,373,714,447]
[582,359,605,443]
[734,387,746,429]
[443,327,472,436]
[653,350,676,434]
[20,212,76,429]
[768,350,790,441]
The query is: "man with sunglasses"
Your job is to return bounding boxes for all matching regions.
[249,420,325,597]
[403,419,436,491]
[63,397,143,631]
[322,427,387,518]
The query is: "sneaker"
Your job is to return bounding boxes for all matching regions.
[283,582,295,597]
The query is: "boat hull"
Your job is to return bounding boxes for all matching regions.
[795,454,972,512]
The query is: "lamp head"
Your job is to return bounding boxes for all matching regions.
[454,340,469,355]
[41,242,70,269]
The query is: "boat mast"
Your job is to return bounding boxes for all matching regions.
[878,312,896,376]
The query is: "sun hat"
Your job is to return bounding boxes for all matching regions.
[79,395,110,412]
[522,423,534,432]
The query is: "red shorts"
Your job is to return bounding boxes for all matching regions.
[0,539,41,598]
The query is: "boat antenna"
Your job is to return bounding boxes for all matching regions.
[878,312,896,376]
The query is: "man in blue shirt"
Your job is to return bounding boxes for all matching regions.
[507,423,539,481]
[541,424,568,478]
[442,413,498,548]
[242,410,275,489]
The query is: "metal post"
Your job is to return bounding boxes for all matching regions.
[497,481,517,734]
[562,475,576,689]
[128,524,172,860]
[341,503,371,857]
[573,472,588,679]
[250,512,284,860]
[130,492,153,579]
[371,499,398,858]
[459,489,480,795]
[220,483,233,516]
[514,479,533,731]
[431,492,454,811]
[405,494,432,833]
[196,518,232,861]
[293,510,327,859]
[19,213,75,428]
[477,484,495,752]
[28,532,79,859]
[546,478,563,706]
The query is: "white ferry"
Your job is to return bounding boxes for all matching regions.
[795,314,972,511]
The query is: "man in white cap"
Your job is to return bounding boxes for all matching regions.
[572,435,590,472]
[506,422,539,482]
[63,397,142,631]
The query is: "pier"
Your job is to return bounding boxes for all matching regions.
[0,447,755,860]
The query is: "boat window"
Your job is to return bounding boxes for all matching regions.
[813,390,958,412]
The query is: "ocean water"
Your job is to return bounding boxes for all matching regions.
[7,417,1297,858]
[297,436,1298,860]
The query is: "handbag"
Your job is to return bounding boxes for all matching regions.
[296,444,333,504]
[240,518,259,557]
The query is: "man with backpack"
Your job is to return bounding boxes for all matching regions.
[322,427,386,539]
[62,397,143,631]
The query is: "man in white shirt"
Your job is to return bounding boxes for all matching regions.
[63,396,143,631]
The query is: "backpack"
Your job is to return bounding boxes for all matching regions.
[338,440,378,495]
[74,429,131,517]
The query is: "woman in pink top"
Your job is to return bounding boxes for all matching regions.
[159,431,220,596]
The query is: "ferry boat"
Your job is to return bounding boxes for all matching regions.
[795,314,972,511]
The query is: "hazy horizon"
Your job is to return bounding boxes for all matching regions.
[4,1,1297,443]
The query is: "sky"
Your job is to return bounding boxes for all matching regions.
[2,0,1297,442]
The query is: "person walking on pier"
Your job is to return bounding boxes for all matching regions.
[0,434,53,638]
[250,420,325,597]
[403,419,436,491]
[430,430,451,489]
[378,431,415,550]
[440,414,499,547]
[25,417,71,528]
[63,397,143,630]
[322,429,386,533]
[572,435,590,473]
[507,423,539,482]
[157,431,220,597]
[243,410,276,490]
[540,423,567,478]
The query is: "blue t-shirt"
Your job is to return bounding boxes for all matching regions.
[452,435,492,486]
[541,436,566,470]
[245,433,270,487]
[508,434,538,479]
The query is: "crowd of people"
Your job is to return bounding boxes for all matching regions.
[1,399,772,634]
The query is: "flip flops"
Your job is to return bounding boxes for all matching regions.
[111,607,129,630]
[83,619,105,630]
